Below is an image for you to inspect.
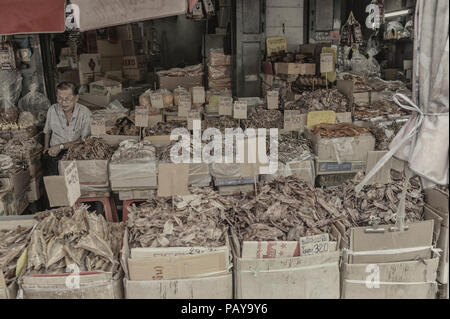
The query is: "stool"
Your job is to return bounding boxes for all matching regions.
[122,200,146,222]
[76,196,119,222]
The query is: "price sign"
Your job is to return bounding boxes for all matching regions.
[218,96,233,116]
[90,115,106,136]
[150,93,164,109]
[63,161,81,207]
[320,53,334,73]
[178,94,192,117]
[191,86,205,105]
[233,101,247,119]
[284,110,304,131]
[187,110,201,130]
[135,105,149,127]
[300,234,330,256]
[306,111,336,129]
[266,90,279,110]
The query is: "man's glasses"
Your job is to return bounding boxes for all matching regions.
[57,96,75,103]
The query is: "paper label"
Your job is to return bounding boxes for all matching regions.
[64,161,81,207]
[266,36,287,57]
[233,101,247,119]
[284,110,304,131]
[187,110,201,130]
[209,95,220,108]
[300,234,330,256]
[135,105,149,127]
[307,111,336,129]
[90,115,106,136]
[191,86,205,105]
[320,52,334,73]
[178,95,192,117]
[219,96,233,116]
[150,93,164,109]
[266,90,279,110]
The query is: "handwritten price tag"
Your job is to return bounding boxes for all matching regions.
[90,115,106,136]
[191,86,205,105]
[178,95,192,117]
[135,105,149,127]
[267,90,279,110]
[150,92,164,109]
[300,234,330,256]
[219,96,233,116]
[320,53,334,73]
[306,110,336,129]
[233,101,247,119]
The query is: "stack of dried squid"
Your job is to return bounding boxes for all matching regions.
[62,137,116,161]
[226,176,344,242]
[284,89,350,113]
[25,206,124,278]
[311,123,370,138]
[127,188,230,248]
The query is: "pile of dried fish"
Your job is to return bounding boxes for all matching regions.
[354,100,409,120]
[157,64,203,77]
[62,137,116,161]
[25,206,124,278]
[243,108,284,129]
[0,154,15,174]
[107,117,139,136]
[284,89,350,113]
[110,140,156,164]
[0,224,33,286]
[1,137,43,160]
[271,134,313,163]
[342,74,371,91]
[127,188,229,248]
[145,121,186,136]
[327,172,424,231]
[226,176,343,242]
[370,120,405,151]
[292,76,328,89]
[311,123,370,138]
[204,116,241,133]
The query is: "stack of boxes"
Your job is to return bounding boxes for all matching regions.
[117,24,148,82]
[208,49,231,91]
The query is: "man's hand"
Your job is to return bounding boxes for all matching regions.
[48,145,62,157]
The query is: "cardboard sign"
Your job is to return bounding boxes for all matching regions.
[191,86,206,105]
[320,52,334,73]
[266,36,287,57]
[233,101,247,119]
[307,111,336,129]
[135,105,149,127]
[219,96,233,116]
[266,91,279,110]
[178,98,191,117]
[187,110,201,130]
[157,163,190,197]
[284,110,304,131]
[90,115,106,136]
[300,234,329,256]
[150,92,164,109]
[242,241,300,259]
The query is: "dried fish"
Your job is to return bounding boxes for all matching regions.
[110,139,156,164]
[354,100,409,120]
[62,136,116,161]
[284,89,350,113]
[370,120,405,151]
[270,134,313,163]
[242,108,284,130]
[311,123,370,138]
[145,121,187,136]
[204,116,241,133]
[107,117,140,136]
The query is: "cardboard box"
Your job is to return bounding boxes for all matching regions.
[59,160,109,187]
[425,189,449,214]
[261,160,315,185]
[305,129,375,162]
[189,163,211,187]
[122,40,144,56]
[79,93,113,108]
[96,40,123,57]
[89,80,122,97]
[116,24,142,41]
[234,250,340,299]
[101,56,123,73]
[119,189,155,201]
[57,70,80,86]
[218,184,255,196]
[27,173,44,203]
[109,162,157,190]
[123,67,147,81]
[315,160,366,176]
[20,272,123,299]
[27,153,42,178]
[124,275,232,299]
[158,74,203,91]
[123,55,147,69]
[274,62,316,76]
[43,162,81,208]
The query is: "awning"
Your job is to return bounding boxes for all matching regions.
[71,0,187,31]
[0,0,65,36]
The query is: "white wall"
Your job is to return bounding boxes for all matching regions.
[266,0,305,51]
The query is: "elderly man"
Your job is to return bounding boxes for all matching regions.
[42,82,92,176]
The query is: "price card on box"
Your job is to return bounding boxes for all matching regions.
[178,95,192,117]
[284,110,304,131]
[191,86,205,105]
[320,53,334,73]
[267,90,279,110]
[219,96,233,116]
[150,92,164,109]
[307,110,336,129]
[64,161,81,207]
[233,101,247,119]
[187,110,201,130]
[300,234,329,256]
[135,105,149,127]
[90,115,106,136]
